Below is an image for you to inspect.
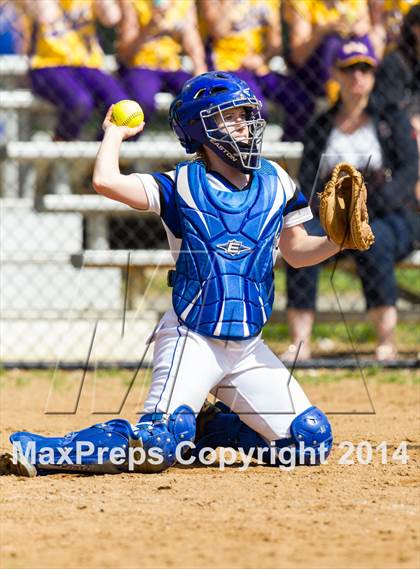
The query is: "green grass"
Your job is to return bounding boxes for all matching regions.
[295,368,419,385]
[0,368,152,391]
[0,368,417,391]
[266,265,419,353]
[0,372,31,389]
[48,368,152,390]
[274,267,363,296]
[274,265,420,296]
[396,268,420,294]
[263,321,418,347]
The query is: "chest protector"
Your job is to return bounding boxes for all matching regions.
[172,159,286,340]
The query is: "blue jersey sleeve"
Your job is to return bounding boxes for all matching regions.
[152,173,182,239]
[283,186,310,217]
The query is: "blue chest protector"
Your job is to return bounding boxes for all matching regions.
[172,158,286,340]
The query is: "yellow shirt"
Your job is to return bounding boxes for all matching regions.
[286,0,365,28]
[285,0,369,101]
[383,0,419,50]
[30,0,103,69]
[209,0,280,71]
[128,0,193,70]
[384,0,418,13]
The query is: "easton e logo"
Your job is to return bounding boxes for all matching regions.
[216,239,252,256]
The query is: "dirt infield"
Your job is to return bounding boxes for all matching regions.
[1,369,419,569]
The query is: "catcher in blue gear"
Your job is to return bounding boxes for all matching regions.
[3,72,341,476]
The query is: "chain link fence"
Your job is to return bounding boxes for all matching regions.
[0,0,418,365]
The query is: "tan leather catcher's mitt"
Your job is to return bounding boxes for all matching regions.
[318,162,375,251]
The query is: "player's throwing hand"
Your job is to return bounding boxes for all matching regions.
[102,104,145,140]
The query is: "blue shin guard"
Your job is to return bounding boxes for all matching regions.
[135,405,196,473]
[194,402,333,466]
[9,405,196,475]
[10,419,136,474]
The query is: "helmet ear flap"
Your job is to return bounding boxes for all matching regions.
[171,115,200,154]
[169,101,200,154]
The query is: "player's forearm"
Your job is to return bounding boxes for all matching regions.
[117,35,143,64]
[281,235,340,268]
[289,31,325,67]
[22,0,61,23]
[92,126,125,193]
[183,30,207,74]
[201,0,232,39]
[94,0,121,27]
[264,16,282,61]
[116,0,147,63]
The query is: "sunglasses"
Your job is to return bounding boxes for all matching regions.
[340,62,375,74]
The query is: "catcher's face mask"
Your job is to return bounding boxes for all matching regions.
[169,71,266,172]
[200,101,266,171]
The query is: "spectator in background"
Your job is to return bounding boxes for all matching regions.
[370,0,419,53]
[0,0,27,54]
[21,0,128,141]
[283,0,385,103]
[116,0,207,123]
[284,37,418,361]
[372,3,420,204]
[200,0,314,141]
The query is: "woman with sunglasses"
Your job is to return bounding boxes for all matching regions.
[284,37,418,362]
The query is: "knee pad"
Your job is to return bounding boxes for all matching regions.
[193,402,332,468]
[134,405,196,473]
[10,419,136,474]
[289,406,333,465]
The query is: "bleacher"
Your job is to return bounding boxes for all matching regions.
[0,55,418,365]
[0,56,178,363]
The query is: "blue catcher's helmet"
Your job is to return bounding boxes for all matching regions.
[169,71,266,172]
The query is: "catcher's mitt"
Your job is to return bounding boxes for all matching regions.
[318,162,375,251]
